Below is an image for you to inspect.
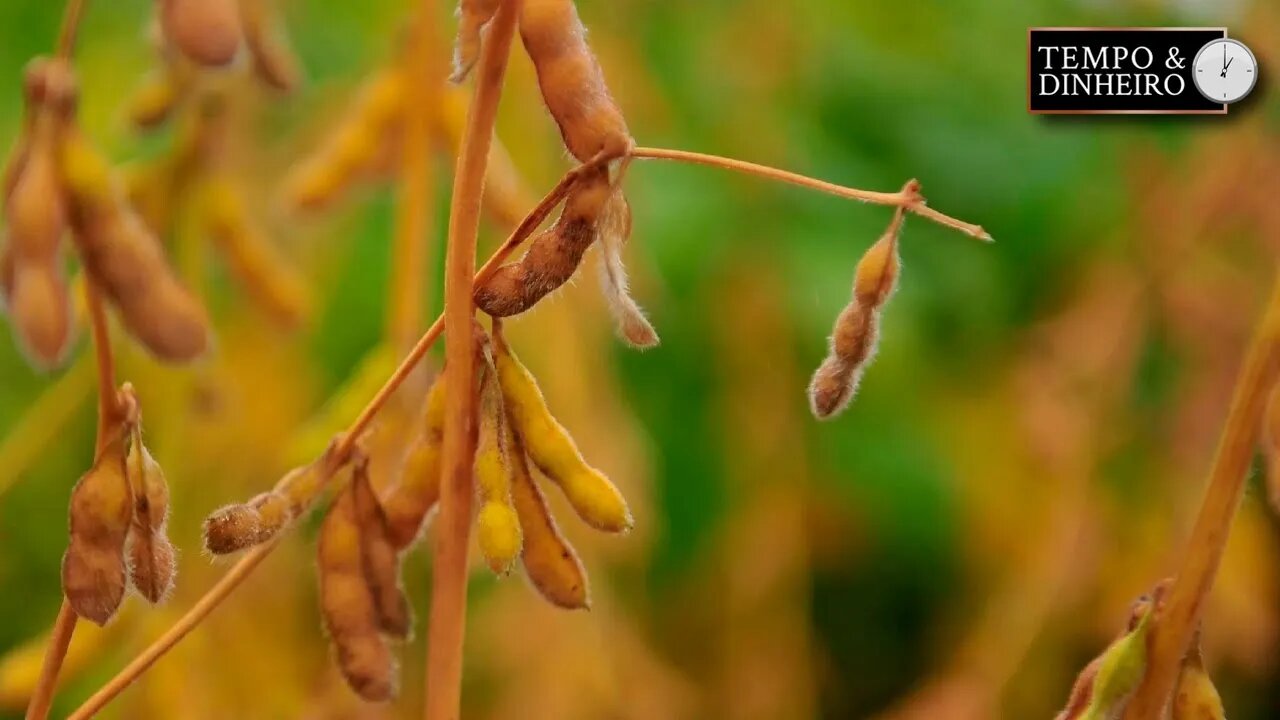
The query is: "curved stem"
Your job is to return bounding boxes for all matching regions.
[630,146,992,242]
[425,0,520,717]
[1122,272,1280,719]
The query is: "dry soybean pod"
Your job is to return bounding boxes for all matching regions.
[350,455,412,638]
[160,0,244,67]
[382,373,445,550]
[59,126,211,361]
[473,165,611,317]
[519,0,632,163]
[201,176,310,327]
[62,416,134,625]
[506,412,589,609]
[285,69,405,211]
[125,421,176,604]
[807,186,910,420]
[475,363,521,575]
[318,481,398,701]
[492,322,632,533]
[203,448,334,554]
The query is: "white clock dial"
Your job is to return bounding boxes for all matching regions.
[1193,38,1258,105]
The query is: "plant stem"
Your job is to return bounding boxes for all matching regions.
[387,6,441,352]
[1122,272,1280,719]
[55,0,88,58]
[424,0,520,718]
[25,279,117,720]
[629,146,992,241]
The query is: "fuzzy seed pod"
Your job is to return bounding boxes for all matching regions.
[318,483,398,701]
[202,178,310,327]
[519,0,632,163]
[62,426,134,625]
[1172,644,1225,720]
[595,184,657,348]
[506,412,588,609]
[160,0,243,67]
[382,374,445,549]
[452,0,501,83]
[474,167,613,317]
[4,58,74,368]
[476,371,522,574]
[351,457,411,638]
[125,427,176,603]
[240,0,302,91]
[59,127,211,361]
[285,70,405,211]
[807,199,909,420]
[203,454,332,554]
[493,326,632,532]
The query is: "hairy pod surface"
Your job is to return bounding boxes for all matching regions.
[519,0,632,162]
[62,428,134,625]
[351,458,412,638]
[1172,646,1225,720]
[506,415,589,609]
[160,0,244,67]
[594,183,658,348]
[475,371,522,574]
[493,327,632,533]
[318,484,398,701]
[473,167,612,317]
[125,427,176,603]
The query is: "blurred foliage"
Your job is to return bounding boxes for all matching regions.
[2,0,1280,718]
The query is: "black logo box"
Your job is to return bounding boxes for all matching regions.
[1028,28,1226,114]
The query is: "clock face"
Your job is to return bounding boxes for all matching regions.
[1193,38,1258,105]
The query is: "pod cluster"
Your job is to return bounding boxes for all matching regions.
[1054,581,1225,720]
[62,385,176,625]
[466,0,657,349]
[1,58,211,368]
[156,0,298,83]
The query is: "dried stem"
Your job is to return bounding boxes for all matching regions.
[25,280,117,720]
[387,8,442,351]
[1121,272,1280,719]
[425,0,520,718]
[55,0,88,58]
[629,146,992,241]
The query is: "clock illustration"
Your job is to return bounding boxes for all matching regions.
[1192,38,1258,104]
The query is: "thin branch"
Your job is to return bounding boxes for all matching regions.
[1121,272,1280,719]
[425,1,521,719]
[55,0,88,59]
[629,146,992,242]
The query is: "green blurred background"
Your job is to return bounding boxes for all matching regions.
[2,0,1279,717]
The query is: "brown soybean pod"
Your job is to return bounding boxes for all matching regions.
[160,0,244,67]
[318,484,397,701]
[507,418,589,609]
[351,457,412,638]
[452,0,502,83]
[62,426,134,625]
[519,0,632,163]
[473,167,611,317]
[125,428,176,603]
